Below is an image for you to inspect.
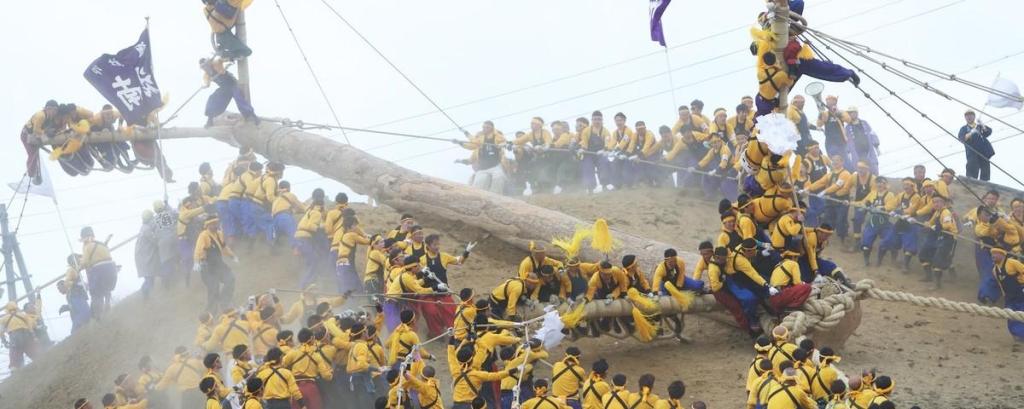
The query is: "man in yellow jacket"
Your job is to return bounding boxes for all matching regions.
[448,344,517,408]
[580,359,611,409]
[202,0,254,59]
[856,177,899,267]
[257,347,306,409]
[576,111,614,193]
[601,374,634,409]
[918,193,959,288]
[270,180,304,249]
[549,347,585,408]
[80,226,117,319]
[767,250,812,312]
[283,328,332,409]
[0,300,39,368]
[155,346,205,407]
[990,247,1024,341]
[820,155,855,245]
[459,121,509,194]
[194,217,237,313]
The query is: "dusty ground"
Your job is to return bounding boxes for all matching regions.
[3,190,1023,409]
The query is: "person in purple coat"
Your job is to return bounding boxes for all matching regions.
[844,106,880,175]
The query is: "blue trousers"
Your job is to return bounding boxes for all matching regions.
[796,58,855,83]
[851,208,867,237]
[975,245,1001,303]
[806,195,825,227]
[335,263,362,295]
[218,200,240,238]
[823,201,850,239]
[725,280,761,327]
[68,287,90,332]
[206,76,256,119]
[676,156,700,189]
[1007,300,1024,341]
[881,224,918,255]
[860,223,891,250]
[798,257,838,283]
[743,174,765,198]
[297,238,324,289]
[579,154,610,191]
[240,200,269,238]
[270,212,297,247]
[659,277,705,295]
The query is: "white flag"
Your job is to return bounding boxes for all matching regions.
[987,76,1024,110]
[8,161,56,199]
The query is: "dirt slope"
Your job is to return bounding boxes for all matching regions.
[4,192,1023,409]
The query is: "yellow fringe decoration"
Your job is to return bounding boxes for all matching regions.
[664,282,696,312]
[560,302,587,329]
[631,307,657,343]
[551,228,592,259]
[50,137,84,160]
[626,288,659,315]
[590,219,614,254]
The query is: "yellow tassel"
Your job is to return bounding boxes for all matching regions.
[626,288,659,315]
[590,219,614,254]
[631,307,657,343]
[560,302,587,329]
[664,282,696,312]
[551,228,592,259]
[49,146,64,160]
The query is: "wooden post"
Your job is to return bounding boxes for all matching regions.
[771,0,791,112]
[235,11,251,100]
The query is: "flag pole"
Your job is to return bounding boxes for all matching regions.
[663,47,678,111]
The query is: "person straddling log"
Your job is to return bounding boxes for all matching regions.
[767,249,812,312]
[19,100,60,184]
[202,0,254,60]
[200,56,257,127]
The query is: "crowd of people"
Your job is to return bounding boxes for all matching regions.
[30,144,949,409]
[6,1,1023,408]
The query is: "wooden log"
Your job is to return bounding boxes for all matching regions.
[205,114,700,270]
[28,126,233,147]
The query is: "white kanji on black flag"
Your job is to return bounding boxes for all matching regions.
[83,28,162,126]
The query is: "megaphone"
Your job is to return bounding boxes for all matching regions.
[805,81,826,112]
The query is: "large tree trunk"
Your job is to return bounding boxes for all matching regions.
[205,115,699,271]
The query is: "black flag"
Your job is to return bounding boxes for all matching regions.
[83,28,162,126]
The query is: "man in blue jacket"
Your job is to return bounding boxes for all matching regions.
[958,110,994,181]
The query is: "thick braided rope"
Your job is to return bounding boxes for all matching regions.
[865,288,1024,322]
[781,279,1024,338]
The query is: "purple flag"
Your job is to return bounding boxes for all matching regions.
[649,0,672,47]
[83,28,162,126]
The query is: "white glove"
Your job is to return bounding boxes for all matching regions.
[768,286,780,297]
[436,283,449,293]
[647,292,657,298]
[595,150,606,156]
[628,155,639,162]
[465,241,477,253]
[192,262,202,273]
[702,141,711,149]
[797,189,806,195]
[603,298,613,305]
[816,192,825,198]
[616,153,627,161]
[761,248,772,257]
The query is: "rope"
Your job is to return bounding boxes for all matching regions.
[396,327,452,408]
[512,325,532,408]
[318,0,467,135]
[804,29,1024,190]
[779,278,1024,339]
[326,0,918,156]
[815,32,1023,103]
[272,0,352,145]
[801,31,989,207]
